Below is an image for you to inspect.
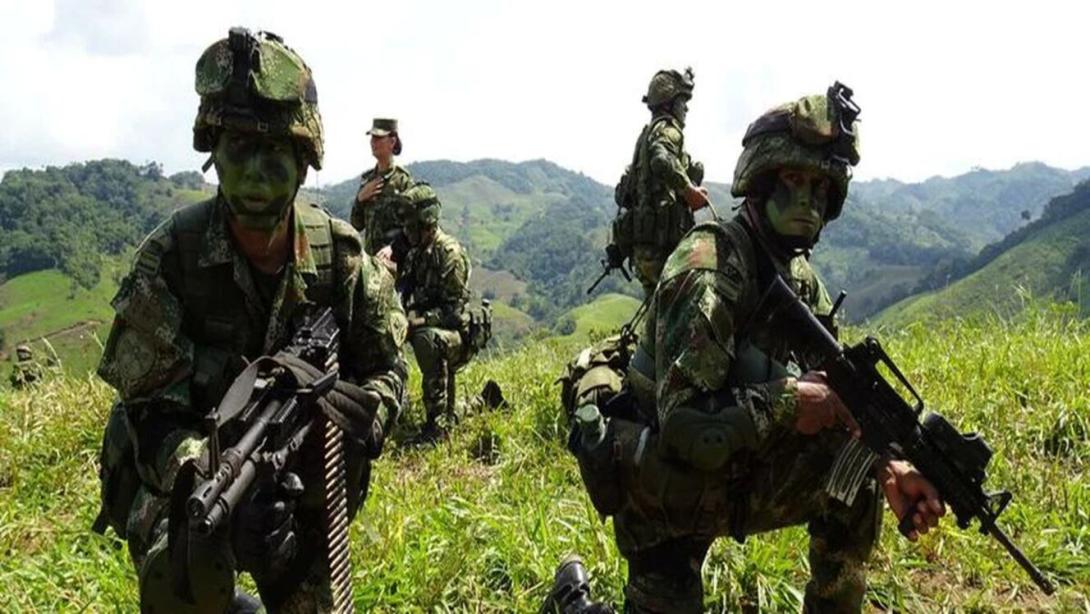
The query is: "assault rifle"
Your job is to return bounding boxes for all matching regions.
[765,275,1055,594]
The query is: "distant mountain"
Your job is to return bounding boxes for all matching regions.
[309,159,633,320]
[814,163,1090,318]
[4,156,1089,365]
[877,180,1090,326]
[308,160,1090,322]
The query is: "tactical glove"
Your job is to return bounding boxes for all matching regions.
[273,353,385,455]
[231,471,304,580]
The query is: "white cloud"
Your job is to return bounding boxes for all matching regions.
[1,0,1087,187]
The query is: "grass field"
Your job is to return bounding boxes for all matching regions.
[1,305,1088,611]
[557,293,643,340]
[0,262,123,382]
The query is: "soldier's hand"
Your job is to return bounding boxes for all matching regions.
[878,459,946,541]
[794,371,861,437]
[376,245,396,274]
[683,184,710,212]
[231,472,303,577]
[323,380,385,457]
[357,177,385,203]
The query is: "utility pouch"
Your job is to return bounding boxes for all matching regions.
[93,402,141,537]
[569,405,646,517]
[611,207,635,258]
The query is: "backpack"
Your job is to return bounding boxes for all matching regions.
[610,124,652,259]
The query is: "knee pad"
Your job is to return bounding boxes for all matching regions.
[659,406,758,472]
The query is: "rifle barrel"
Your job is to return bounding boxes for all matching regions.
[986,522,1055,595]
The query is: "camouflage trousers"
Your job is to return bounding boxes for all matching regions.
[410,326,465,429]
[113,407,371,612]
[631,246,669,298]
[613,427,882,613]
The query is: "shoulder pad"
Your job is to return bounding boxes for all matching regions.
[435,230,463,255]
[330,217,363,251]
[132,216,179,278]
[660,220,753,287]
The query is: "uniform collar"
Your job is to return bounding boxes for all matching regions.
[199,195,317,280]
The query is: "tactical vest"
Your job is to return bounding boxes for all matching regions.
[565,217,828,522]
[170,199,337,412]
[632,117,696,251]
[94,200,340,539]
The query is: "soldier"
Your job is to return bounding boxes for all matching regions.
[351,118,414,266]
[396,183,473,442]
[622,67,711,297]
[547,85,946,613]
[94,28,407,612]
[9,344,43,388]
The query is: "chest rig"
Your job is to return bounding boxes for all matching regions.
[169,200,338,411]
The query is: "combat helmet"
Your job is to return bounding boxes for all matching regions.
[193,28,323,170]
[643,67,695,109]
[401,182,442,228]
[15,344,32,361]
[732,82,861,221]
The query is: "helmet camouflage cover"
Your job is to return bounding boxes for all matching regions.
[732,82,862,220]
[643,67,695,109]
[193,28,324,170]
[401,182,441,227]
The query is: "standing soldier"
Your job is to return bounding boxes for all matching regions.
[94,28,407,612]
[547,85,946,613]
[396,183,475,442]
[351,118,414,267]
[613,68,710,297]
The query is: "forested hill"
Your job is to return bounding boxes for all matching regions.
[2,156,1089,365]
[308,159,629,320]
[0,160,212,288]
[877,180,1090,326]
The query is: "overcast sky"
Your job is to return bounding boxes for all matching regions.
[2,0,1086,189]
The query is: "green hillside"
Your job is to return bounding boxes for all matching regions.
[554,293,642,340]
[0,261,126,381]
[878,182,1090,326]
[2,307,1087,611]
[0,160,212,289]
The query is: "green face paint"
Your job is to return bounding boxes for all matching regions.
[214,130,301,231]
[764,167,831,243]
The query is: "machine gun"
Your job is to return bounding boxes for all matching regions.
[178,307,356,611]
[765,275,1055,594]
[187,307,340,535]
[587,244,632,295]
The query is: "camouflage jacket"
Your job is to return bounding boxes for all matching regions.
[643,214,835,454]
[350,164,414,256]
[637,114,695,209]
[398,229,471,330]
[98,197,408,491]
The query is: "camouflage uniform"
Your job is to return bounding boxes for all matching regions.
[616,216,879,613]
[9,344,43,388]
[95,29,408,613]
[556,87,873,613]
[350,118,414,257]
[350,163,414,256]
[398,184,472,433]
[630,69,703,297]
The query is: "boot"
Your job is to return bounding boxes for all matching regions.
[541,555,614,614]
[480,379,507,410]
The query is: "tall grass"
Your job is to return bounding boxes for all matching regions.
[1,305,1088,612]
